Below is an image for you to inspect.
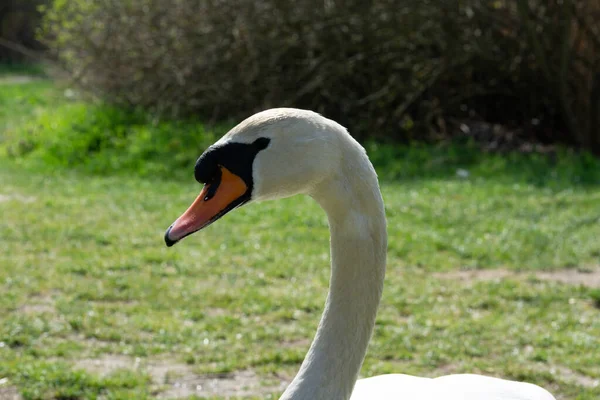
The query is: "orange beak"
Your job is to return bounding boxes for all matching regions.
[165,166,248,246]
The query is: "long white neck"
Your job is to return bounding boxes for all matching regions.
[280,142,388,400]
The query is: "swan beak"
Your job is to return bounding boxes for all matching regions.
[164,166,248,247]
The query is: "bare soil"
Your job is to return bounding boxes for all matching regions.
[0,194,35,204]
[0,386,21,400]
[435,268,600,288]
[0,76,37,85]
[19,294,55,314]
[74,355,288,398]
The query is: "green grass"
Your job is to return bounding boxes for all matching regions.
[0,74,230,180]
[2,71,600,188]
[1,72,600,399]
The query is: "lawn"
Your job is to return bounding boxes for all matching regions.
[1,74,599,399]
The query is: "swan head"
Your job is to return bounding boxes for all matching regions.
[164,108,345,246]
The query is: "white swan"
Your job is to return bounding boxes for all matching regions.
[165,108,556,400]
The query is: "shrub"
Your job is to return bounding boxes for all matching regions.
[514,0,600,153]
[41,0,600,152]
[0,0,46,62]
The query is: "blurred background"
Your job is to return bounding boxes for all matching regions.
[2,0,600,153]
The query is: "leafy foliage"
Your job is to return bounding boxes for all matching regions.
[0,0,47,62]
[40,0,600,152]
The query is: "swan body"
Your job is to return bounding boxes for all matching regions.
[165,108,556,400]
[352,374,554,399]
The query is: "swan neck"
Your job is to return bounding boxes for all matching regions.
[281,147,387,400]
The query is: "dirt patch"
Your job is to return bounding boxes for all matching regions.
[19,294,55,315]
[434,269,512,283]
[0,194,35,204]
[157,368,287,399]
[74,355,134,376]
[0,76,37,85]
[537,270,600,288]
[204,307,228,317]
[279,338,311,349]
[435,268,600,288]
[431,363,462,377]
[73,355,288,398]
[550,365,600,388]
[0,383,22,400]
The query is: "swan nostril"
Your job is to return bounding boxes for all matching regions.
[202,168,222,201]
[203,183,217,201]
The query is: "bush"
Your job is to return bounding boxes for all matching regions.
[41,0,600,152]
[0,0,46,62]
[514,0,600,153]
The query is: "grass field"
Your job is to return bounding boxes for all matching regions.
[1,73,600,399]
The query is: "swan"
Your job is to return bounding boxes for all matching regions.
[164,108,556,400]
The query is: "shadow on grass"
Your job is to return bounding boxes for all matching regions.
[0,62,48,77]
[367,140,600,189]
